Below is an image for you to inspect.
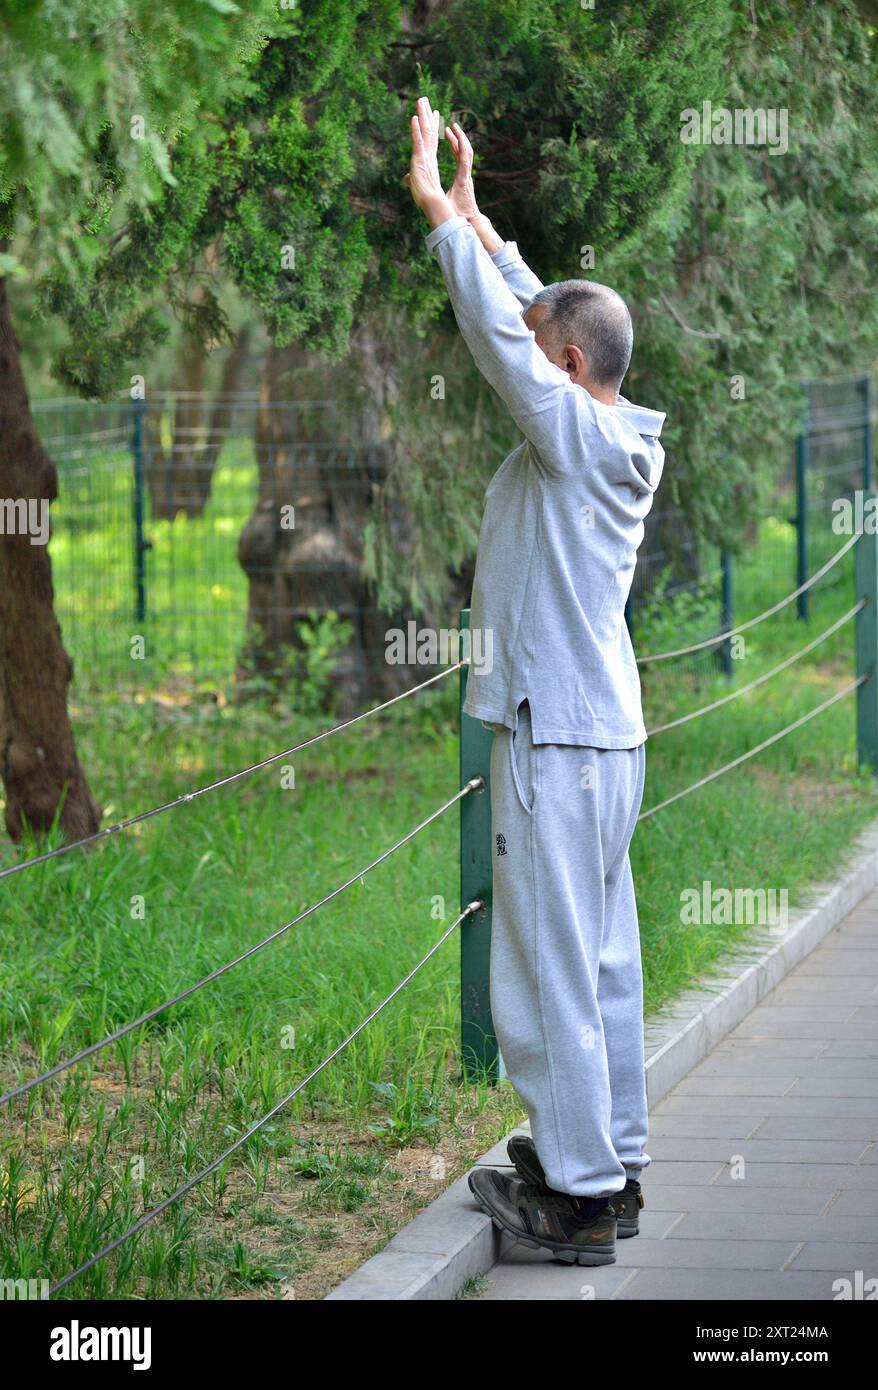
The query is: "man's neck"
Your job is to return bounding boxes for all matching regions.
[583,382,618,407]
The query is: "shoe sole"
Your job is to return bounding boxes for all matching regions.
[507,1139,640,1238]
[468,1171,617,1267]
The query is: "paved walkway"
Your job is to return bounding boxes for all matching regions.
[475,890,878,1300]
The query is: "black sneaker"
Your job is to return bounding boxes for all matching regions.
[507,1135,644,1238]
[468,1168,616,1266]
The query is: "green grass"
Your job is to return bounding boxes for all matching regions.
[51,438,258,687]
[1,514,876,1299]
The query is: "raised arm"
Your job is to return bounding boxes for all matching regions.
[403,97,601,478]
[488,235,545,309]
[443,122,544,308]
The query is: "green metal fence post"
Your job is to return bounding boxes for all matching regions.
[459,608,499,1083]
[796,430,809,621]
[131,398,148,624]
[864,375,873,494]
[719,548,733,678]
[856,519,878,773]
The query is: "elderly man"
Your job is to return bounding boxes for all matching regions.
[405,97,665,1267]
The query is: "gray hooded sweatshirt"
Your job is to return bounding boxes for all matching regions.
[425,214,666,749]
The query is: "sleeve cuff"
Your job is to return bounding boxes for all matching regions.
[424,213,470,253]
[490,240,522,270]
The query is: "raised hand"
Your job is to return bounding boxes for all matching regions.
[445,120,503,254]
[403,96,445,211]
[444,122,480,221]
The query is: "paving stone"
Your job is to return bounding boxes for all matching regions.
[836,906,878,923]
[626,1160,726,1185]
[821,1039,878,1058]
[478,1254,635,1301]
[659,1093,878,1117]
[812,939,878,953]
[826,1190,878,1217]
[674,1075,800,1096]
[638,1185,835,1215]
[730,1021,878,1039]
[713,1034,829,1054]
[611,1268,839,1300]
[645,1137,868,1164]
[793,950,878,975]
[755,1115,878,1141]
[775,965,878,982]
[667,1210,878,1243]
[611,1237,796,1269]
[770,982,878,1003]
[710,1163,875,1189]
[789,1243,878,1273]
[649,1114,764,1140]
[728,1020,878,1039]
[788,1077,878,1097]
[739,1005,859,1023]
[692,1055,878,1079]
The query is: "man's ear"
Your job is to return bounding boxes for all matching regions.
[566,343,586,381]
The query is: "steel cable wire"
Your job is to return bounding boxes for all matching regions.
[636,531,861,664]
[0,779,483,1106]
[46,899,484,1296]
[14,590,871,1284]
[0,660,466,882]
[638,676,866,822]
[1,537,862,880]
[647,601,865,736]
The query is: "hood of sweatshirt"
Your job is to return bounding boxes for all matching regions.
[614,393,666,440]
[611,392,666,495]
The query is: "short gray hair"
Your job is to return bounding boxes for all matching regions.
[528,279,633,391]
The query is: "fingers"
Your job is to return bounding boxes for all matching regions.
[415,99,430,150]
[416,96,440,154]
[454,122,474,164]
[444,121,473,171]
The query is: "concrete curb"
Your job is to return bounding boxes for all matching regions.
[326,820,878,1300]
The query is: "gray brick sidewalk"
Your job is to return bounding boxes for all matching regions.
[475,892,878,1301]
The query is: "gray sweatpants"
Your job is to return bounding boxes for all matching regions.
[489,700,651,1197]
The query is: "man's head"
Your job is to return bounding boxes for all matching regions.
[523,280,633,405]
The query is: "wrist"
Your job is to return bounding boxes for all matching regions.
[421,190,457,230]
[470,211,504,255]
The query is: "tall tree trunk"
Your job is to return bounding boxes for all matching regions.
[237,342,375,713]
[143,403,168,516]
[0,256,101,843]
[236,327,441,715]
[145,334,208,521]
[185,325,252,518]
[144,327,253,521]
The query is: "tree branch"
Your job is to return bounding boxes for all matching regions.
[659,292,723,341]
[349,195,401,223]
[106,222,132,250]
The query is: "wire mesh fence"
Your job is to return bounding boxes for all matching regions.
[8,377,876,1293]
[628,374,872,683]
[35,375,873,697]
[41,394,398,701]
[797,375,873,615]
